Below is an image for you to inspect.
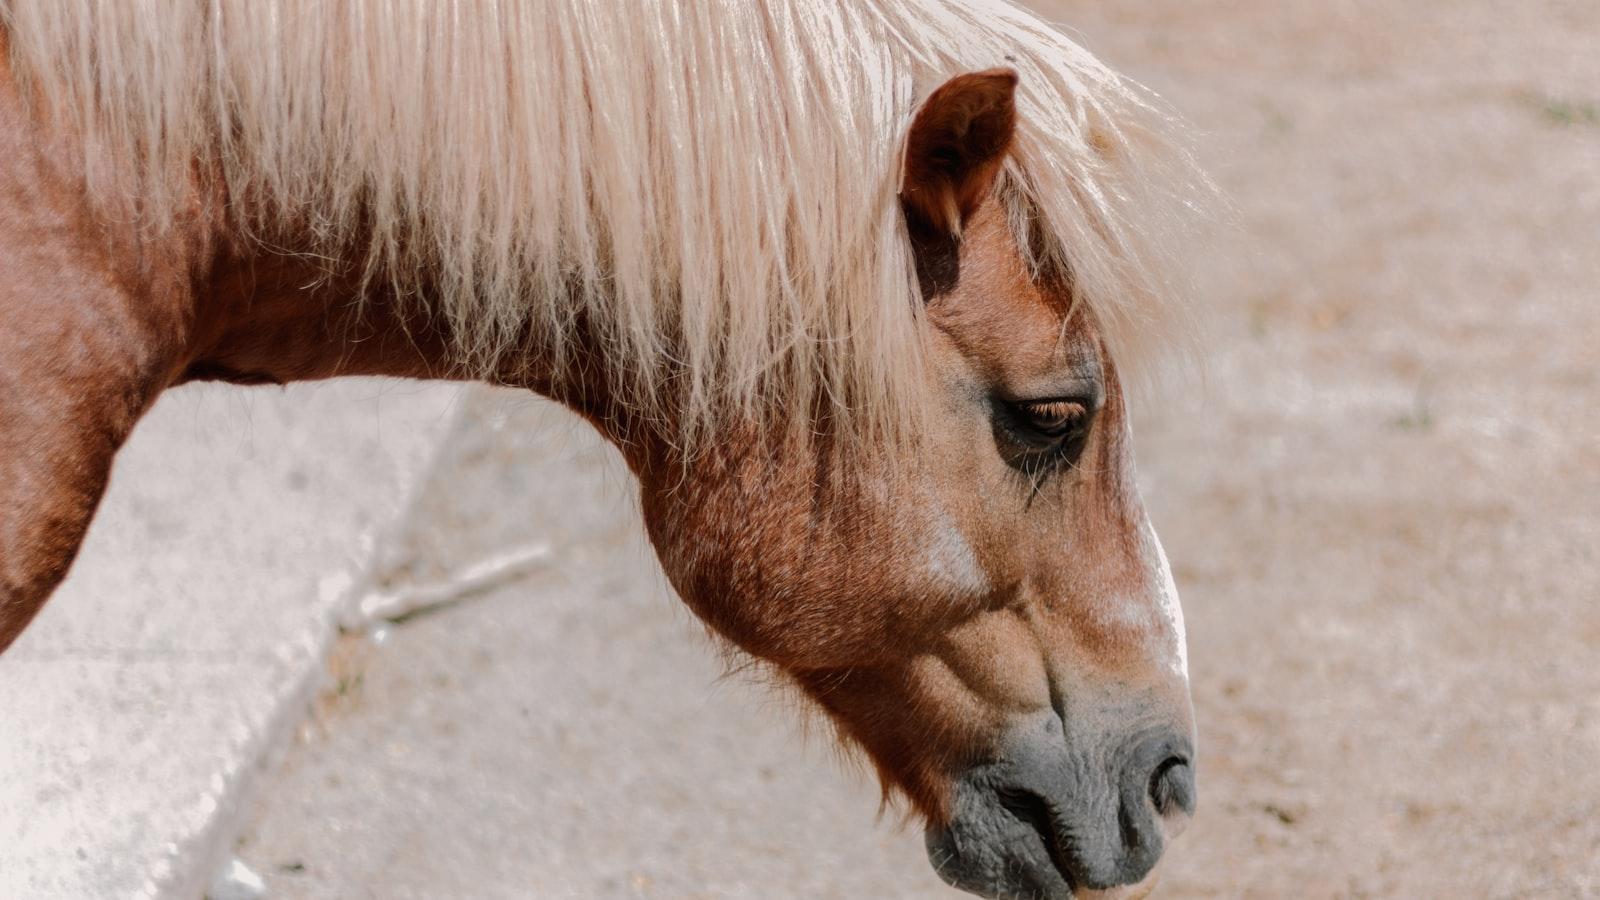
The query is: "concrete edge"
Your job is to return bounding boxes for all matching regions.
[168,387,472,900]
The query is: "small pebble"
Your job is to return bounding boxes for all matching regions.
[207,856,267,900]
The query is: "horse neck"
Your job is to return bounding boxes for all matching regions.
[180,229,649,454]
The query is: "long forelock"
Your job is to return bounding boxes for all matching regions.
[0,0,1210,448]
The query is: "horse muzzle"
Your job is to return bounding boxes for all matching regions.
[925,719,1195,899]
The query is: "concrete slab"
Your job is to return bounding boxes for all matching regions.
[0,378,466,900]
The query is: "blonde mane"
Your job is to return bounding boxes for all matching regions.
[0,0,1208,447]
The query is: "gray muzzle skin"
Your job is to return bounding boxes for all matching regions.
[926,714,1195,899]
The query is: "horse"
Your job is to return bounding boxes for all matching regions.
[0,1,1210,896]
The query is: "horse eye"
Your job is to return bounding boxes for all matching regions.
[1019,399,1090,438]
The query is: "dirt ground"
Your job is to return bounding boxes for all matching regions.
[1056,0,1600,895]
[240,2,1600,897]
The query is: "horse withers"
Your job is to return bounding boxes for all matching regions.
[0,2,1207,896]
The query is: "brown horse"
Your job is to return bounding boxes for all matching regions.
[0,1,1210,896]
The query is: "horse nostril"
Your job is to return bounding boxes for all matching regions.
[1148,755,1195,817]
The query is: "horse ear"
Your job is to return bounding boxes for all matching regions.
[901,68,1018,237]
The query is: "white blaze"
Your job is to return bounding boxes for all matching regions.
[1145,519,1189,679]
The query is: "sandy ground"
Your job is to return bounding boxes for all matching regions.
[238,2,1600,897]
